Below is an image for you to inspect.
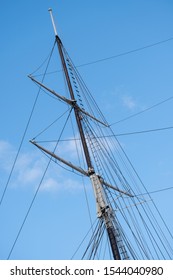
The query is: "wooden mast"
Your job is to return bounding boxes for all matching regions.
[45,8,124,259]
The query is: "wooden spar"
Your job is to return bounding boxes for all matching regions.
[28,75,108,127]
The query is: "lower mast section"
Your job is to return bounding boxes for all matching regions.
[89,171,128,260]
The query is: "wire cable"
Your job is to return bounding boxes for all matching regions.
[0,42,56,208]
[36,124,173,144]
[110,95,173,126]
[113,129,173,242]
[32,108,71,140]
[137,186,173,196]
[76,37,173,68]
[114,126,173,136]
[7,107,73,259]
[33,36,173,77]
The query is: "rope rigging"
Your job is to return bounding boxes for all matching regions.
[7,107,73,259]
[110,94,173,126]
[61,51,173,258]
[33,36,173,76]
[2,13,173,259]
[51,38,173,258]
[35,123,173,144]
[0,42,56,209]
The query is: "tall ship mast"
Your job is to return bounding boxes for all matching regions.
[28,9,173,260]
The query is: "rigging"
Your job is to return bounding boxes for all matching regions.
[5,8,173,260]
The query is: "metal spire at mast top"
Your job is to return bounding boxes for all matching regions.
[48,8,58,36]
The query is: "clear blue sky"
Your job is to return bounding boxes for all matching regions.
[0,0,173,259]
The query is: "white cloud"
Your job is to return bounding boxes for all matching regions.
[62,178,84,191]
[122,95,137,110]
[0,140,15,171]
[56,134,82,160]
[15,154,45,186]
[0,139,84,193]
[41,177,60,191]
[0,141,48,189]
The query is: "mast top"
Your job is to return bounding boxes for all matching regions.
[48,8,58,36]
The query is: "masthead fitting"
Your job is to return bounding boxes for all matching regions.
[48,8,58,36]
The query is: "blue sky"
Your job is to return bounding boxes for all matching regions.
[0,0,173,259]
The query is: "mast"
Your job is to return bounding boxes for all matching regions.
[49,8,93,170]
[48,8,123,260]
